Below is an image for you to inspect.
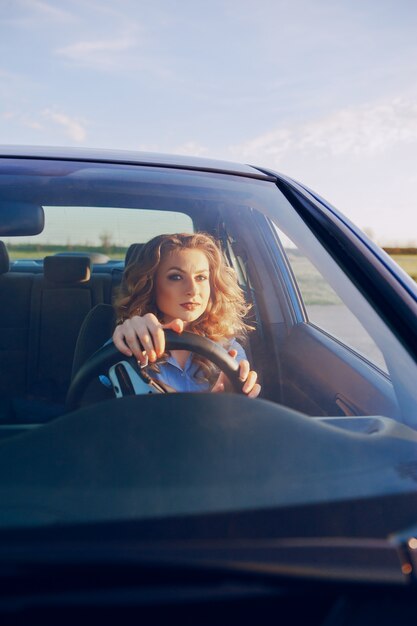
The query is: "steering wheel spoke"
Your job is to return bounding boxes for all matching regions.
[67,330,242,410]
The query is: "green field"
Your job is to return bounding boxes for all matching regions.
[7,245,417,286]
[390,255,417,282]
[7,244,126,261]
[287,249,417,307]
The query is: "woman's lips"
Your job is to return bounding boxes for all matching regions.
[180,303,200,311]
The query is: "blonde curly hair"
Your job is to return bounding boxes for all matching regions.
[114,232,253,383]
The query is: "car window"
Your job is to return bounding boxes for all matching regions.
[2,155,417,539]
[274,225,388,372]
[7,206,194,261]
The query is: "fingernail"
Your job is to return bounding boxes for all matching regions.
[149,350,157,362]
[138,355,148,367]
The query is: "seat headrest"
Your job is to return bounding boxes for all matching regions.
[44,255,91,284]
[0,241,10,275]
[125,243,143,267]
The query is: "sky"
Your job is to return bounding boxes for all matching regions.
[1,0,417,245]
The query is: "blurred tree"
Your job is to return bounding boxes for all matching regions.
[99,231,112,254]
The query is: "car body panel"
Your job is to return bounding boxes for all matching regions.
[0,145,273,180]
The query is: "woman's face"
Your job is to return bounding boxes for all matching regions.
[155,248,211,325]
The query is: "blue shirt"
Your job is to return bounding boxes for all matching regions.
[101,337,247,393]
[153,338,247,392]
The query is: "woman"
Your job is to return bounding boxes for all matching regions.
[113,233,261,398]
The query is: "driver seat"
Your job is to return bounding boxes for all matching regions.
[69,303,116,406]
[70,243,143,380]
[71,303,115,381]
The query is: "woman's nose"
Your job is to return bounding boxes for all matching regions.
[185,278,198,294]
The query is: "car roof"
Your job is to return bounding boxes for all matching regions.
[0,145,274,181]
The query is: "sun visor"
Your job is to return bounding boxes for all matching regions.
[0,201,45,236]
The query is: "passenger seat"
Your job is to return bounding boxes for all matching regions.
[13,255,112,421]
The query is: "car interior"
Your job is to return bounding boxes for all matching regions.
[0,217,266,427]
[0,157,415,437]
[0,201,405,431]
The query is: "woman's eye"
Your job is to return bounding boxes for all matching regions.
[167,274,182,281]
[196,275,208,281]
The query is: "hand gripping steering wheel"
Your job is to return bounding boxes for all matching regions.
[66,330,243,411]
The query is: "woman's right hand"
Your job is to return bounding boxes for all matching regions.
[112,313,184,366]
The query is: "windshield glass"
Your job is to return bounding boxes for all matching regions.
[1,157,417,535]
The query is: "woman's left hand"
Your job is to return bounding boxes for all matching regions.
[212,349,261,398]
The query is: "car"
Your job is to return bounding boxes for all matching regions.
[1,145,417,623]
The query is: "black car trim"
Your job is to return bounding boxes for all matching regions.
[251,211,307,325]
[250,171,417,363]
[0,153,277,183]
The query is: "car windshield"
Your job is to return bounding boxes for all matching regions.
[1,155,417,539]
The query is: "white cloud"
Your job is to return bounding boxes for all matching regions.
[2,110,44,133]
[230,98,417,166]
[42,109,87,142]
[17,0,75,22]
[23,118,44,131]
[0,68,39,99]
[58,37,135,58]
[173,141,209,157]
[121,141,210,158]
[56,35,138,71]
[226,97,417,246]
[2,111,16,121]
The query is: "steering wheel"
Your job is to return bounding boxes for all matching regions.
[66,329,243,411]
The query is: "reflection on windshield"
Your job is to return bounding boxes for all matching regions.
[1,158,417,535]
